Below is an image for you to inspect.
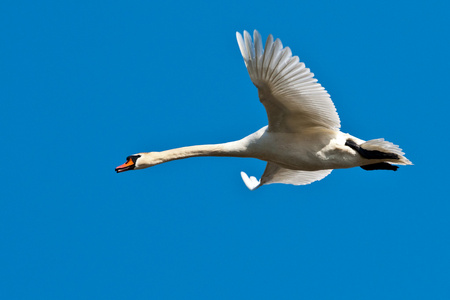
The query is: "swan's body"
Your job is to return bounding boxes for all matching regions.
[116,30,412,190]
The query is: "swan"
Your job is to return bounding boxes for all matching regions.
[116,30,412,190]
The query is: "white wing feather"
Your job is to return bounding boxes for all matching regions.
[236,30,340,132]
[241,163,332,190]
[240,172,261,191]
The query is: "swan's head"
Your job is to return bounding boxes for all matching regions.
[115,152,163,173]
[115,154,142,173]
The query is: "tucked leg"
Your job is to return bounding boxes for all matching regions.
[345,139,399,160]
[360,162,398,171]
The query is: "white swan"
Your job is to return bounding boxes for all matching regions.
[116,30,412,190]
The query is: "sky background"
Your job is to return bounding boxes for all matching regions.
[1,0,450,299]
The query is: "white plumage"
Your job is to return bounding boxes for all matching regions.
[236,30,340,132]
[116,30,412,190]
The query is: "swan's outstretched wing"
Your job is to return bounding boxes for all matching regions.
[236,30,340,133]
[241,163,332,190]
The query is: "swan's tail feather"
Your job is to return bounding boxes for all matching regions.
[361,138,413,165]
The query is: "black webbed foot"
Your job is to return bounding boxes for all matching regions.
[360,163,398,171]
[345,139,400,160]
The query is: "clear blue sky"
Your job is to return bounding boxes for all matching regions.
[1,0,449,299]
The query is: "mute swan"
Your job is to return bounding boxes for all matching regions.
[116,30,412,190]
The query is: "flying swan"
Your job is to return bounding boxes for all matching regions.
[116,30,412,190]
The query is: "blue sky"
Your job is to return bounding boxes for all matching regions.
[1,0,449,299]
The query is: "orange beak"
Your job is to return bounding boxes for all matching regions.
[115,158,135,173]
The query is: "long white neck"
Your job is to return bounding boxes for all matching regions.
[137,126,268,169]
[138,140,251,168]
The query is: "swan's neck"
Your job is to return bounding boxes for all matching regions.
[139,140,249,168]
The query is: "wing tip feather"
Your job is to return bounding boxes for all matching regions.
[240,171,260,190]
